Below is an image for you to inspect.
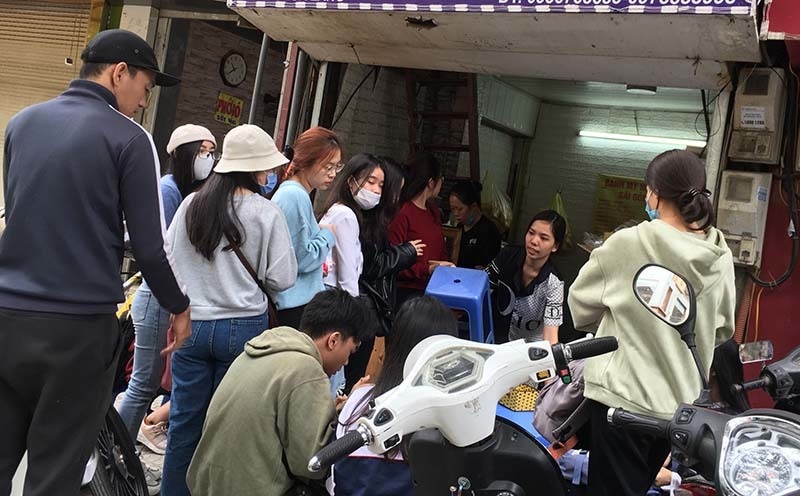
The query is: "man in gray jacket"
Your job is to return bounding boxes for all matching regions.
[0,29,190,496]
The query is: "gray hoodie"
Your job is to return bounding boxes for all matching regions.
[568,219,736,419]
[166,192,297,320]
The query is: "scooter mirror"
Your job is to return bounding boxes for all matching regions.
[633,265,692,326]
[739,340,774,364]
[633,264,710,396]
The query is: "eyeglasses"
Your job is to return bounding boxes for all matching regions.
[325,162,346,174]
[199,150,221,161]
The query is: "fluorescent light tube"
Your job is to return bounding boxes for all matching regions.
[578,131,706,148]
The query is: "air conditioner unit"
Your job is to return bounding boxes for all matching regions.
[728,68,786,165]
[717,171,772,268]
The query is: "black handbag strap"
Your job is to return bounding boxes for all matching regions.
[228,241,269,296]
[226,237,280,326]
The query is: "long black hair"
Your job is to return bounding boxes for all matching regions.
[320,153,385,244]
[168,140,203,198]
[375,156,406,225]
[343,296,458,428]
[185,171,261,260]
[645,149,715,230]
[400,152,442,203]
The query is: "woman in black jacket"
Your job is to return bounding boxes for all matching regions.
[348,157,423,390]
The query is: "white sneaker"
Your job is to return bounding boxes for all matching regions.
[137,419,168,455]
[140,459,161,496]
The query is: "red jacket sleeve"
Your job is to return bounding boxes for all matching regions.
[389,205,431,285]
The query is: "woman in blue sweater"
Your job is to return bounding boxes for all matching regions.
[272,126,343,328]
[116,124,216,452]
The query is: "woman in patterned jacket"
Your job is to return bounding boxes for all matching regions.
[485,210,566,344]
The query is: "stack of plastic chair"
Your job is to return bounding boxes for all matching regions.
[424,266,494,343]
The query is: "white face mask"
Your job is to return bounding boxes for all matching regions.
[354,187,381,210]
[193,153,215,181]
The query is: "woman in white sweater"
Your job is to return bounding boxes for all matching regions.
[160,125,297,496]
[319,153,389,392]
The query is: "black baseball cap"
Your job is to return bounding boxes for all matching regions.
[81,29,180,87]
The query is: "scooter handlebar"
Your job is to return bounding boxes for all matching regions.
[733,376,772,394]
[607,407,670,438]
[308,429,369,473]
[566,336,618,361]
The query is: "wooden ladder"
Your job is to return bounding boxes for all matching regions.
[405,70,480,183]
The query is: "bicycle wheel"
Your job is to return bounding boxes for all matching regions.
[87,407,148,496]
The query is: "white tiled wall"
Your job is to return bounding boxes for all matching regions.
[517,103,708,242]
[477,75,539,137]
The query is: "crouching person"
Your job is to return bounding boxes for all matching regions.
[186,288,373,495]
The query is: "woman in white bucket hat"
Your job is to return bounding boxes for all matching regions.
[117,123,217,460]
[160,124,297,496]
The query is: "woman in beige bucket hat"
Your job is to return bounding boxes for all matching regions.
[160,124,298,495]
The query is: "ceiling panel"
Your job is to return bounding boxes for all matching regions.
[498,78,706,112]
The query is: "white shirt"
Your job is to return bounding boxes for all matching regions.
[320,203,363,297]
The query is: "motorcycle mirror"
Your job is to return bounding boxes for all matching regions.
[633,264,694,330]
[739,340,774,364]
[633,264,710,393]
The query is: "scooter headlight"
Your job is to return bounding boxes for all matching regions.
[414,348,492,393]
[719,414,800,496]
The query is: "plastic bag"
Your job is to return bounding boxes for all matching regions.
[481,169,513,234]
[549,190,573,250]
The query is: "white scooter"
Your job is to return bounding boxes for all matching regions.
[607,264,800,496]
[309,333,618,495]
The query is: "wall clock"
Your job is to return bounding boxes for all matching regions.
[220,51,247,87]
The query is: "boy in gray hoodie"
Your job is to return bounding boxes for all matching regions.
[187,288,373,495]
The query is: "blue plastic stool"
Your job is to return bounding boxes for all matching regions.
[424,266,494,343]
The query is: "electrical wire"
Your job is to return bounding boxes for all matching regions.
[748,65,800,288]
[753,286,764,342]
[694,81,730,140]
[331,66,377,130]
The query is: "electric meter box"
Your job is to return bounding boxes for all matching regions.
[717,171,772,267]
[728,68,786,165]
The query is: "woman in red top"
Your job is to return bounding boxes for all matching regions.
[389,153,453,304]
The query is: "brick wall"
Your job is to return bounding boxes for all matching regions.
[172,21,285,147]
[330,65,409,162]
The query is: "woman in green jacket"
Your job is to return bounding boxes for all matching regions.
[568,149,736,496]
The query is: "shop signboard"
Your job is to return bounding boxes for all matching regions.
[229,0,752,14]
[214,92,244,127]
[592,174,647,236]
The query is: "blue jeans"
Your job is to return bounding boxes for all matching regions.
[160,313,268,496]
[330,366,346,398]
[116,286,171,440]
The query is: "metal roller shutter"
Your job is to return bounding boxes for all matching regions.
[0,0,91,203]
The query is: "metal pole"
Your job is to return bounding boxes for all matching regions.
[274,42,299,148]
[286,50,309,147]
[248,33,269,125]
[310,61,328,127]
